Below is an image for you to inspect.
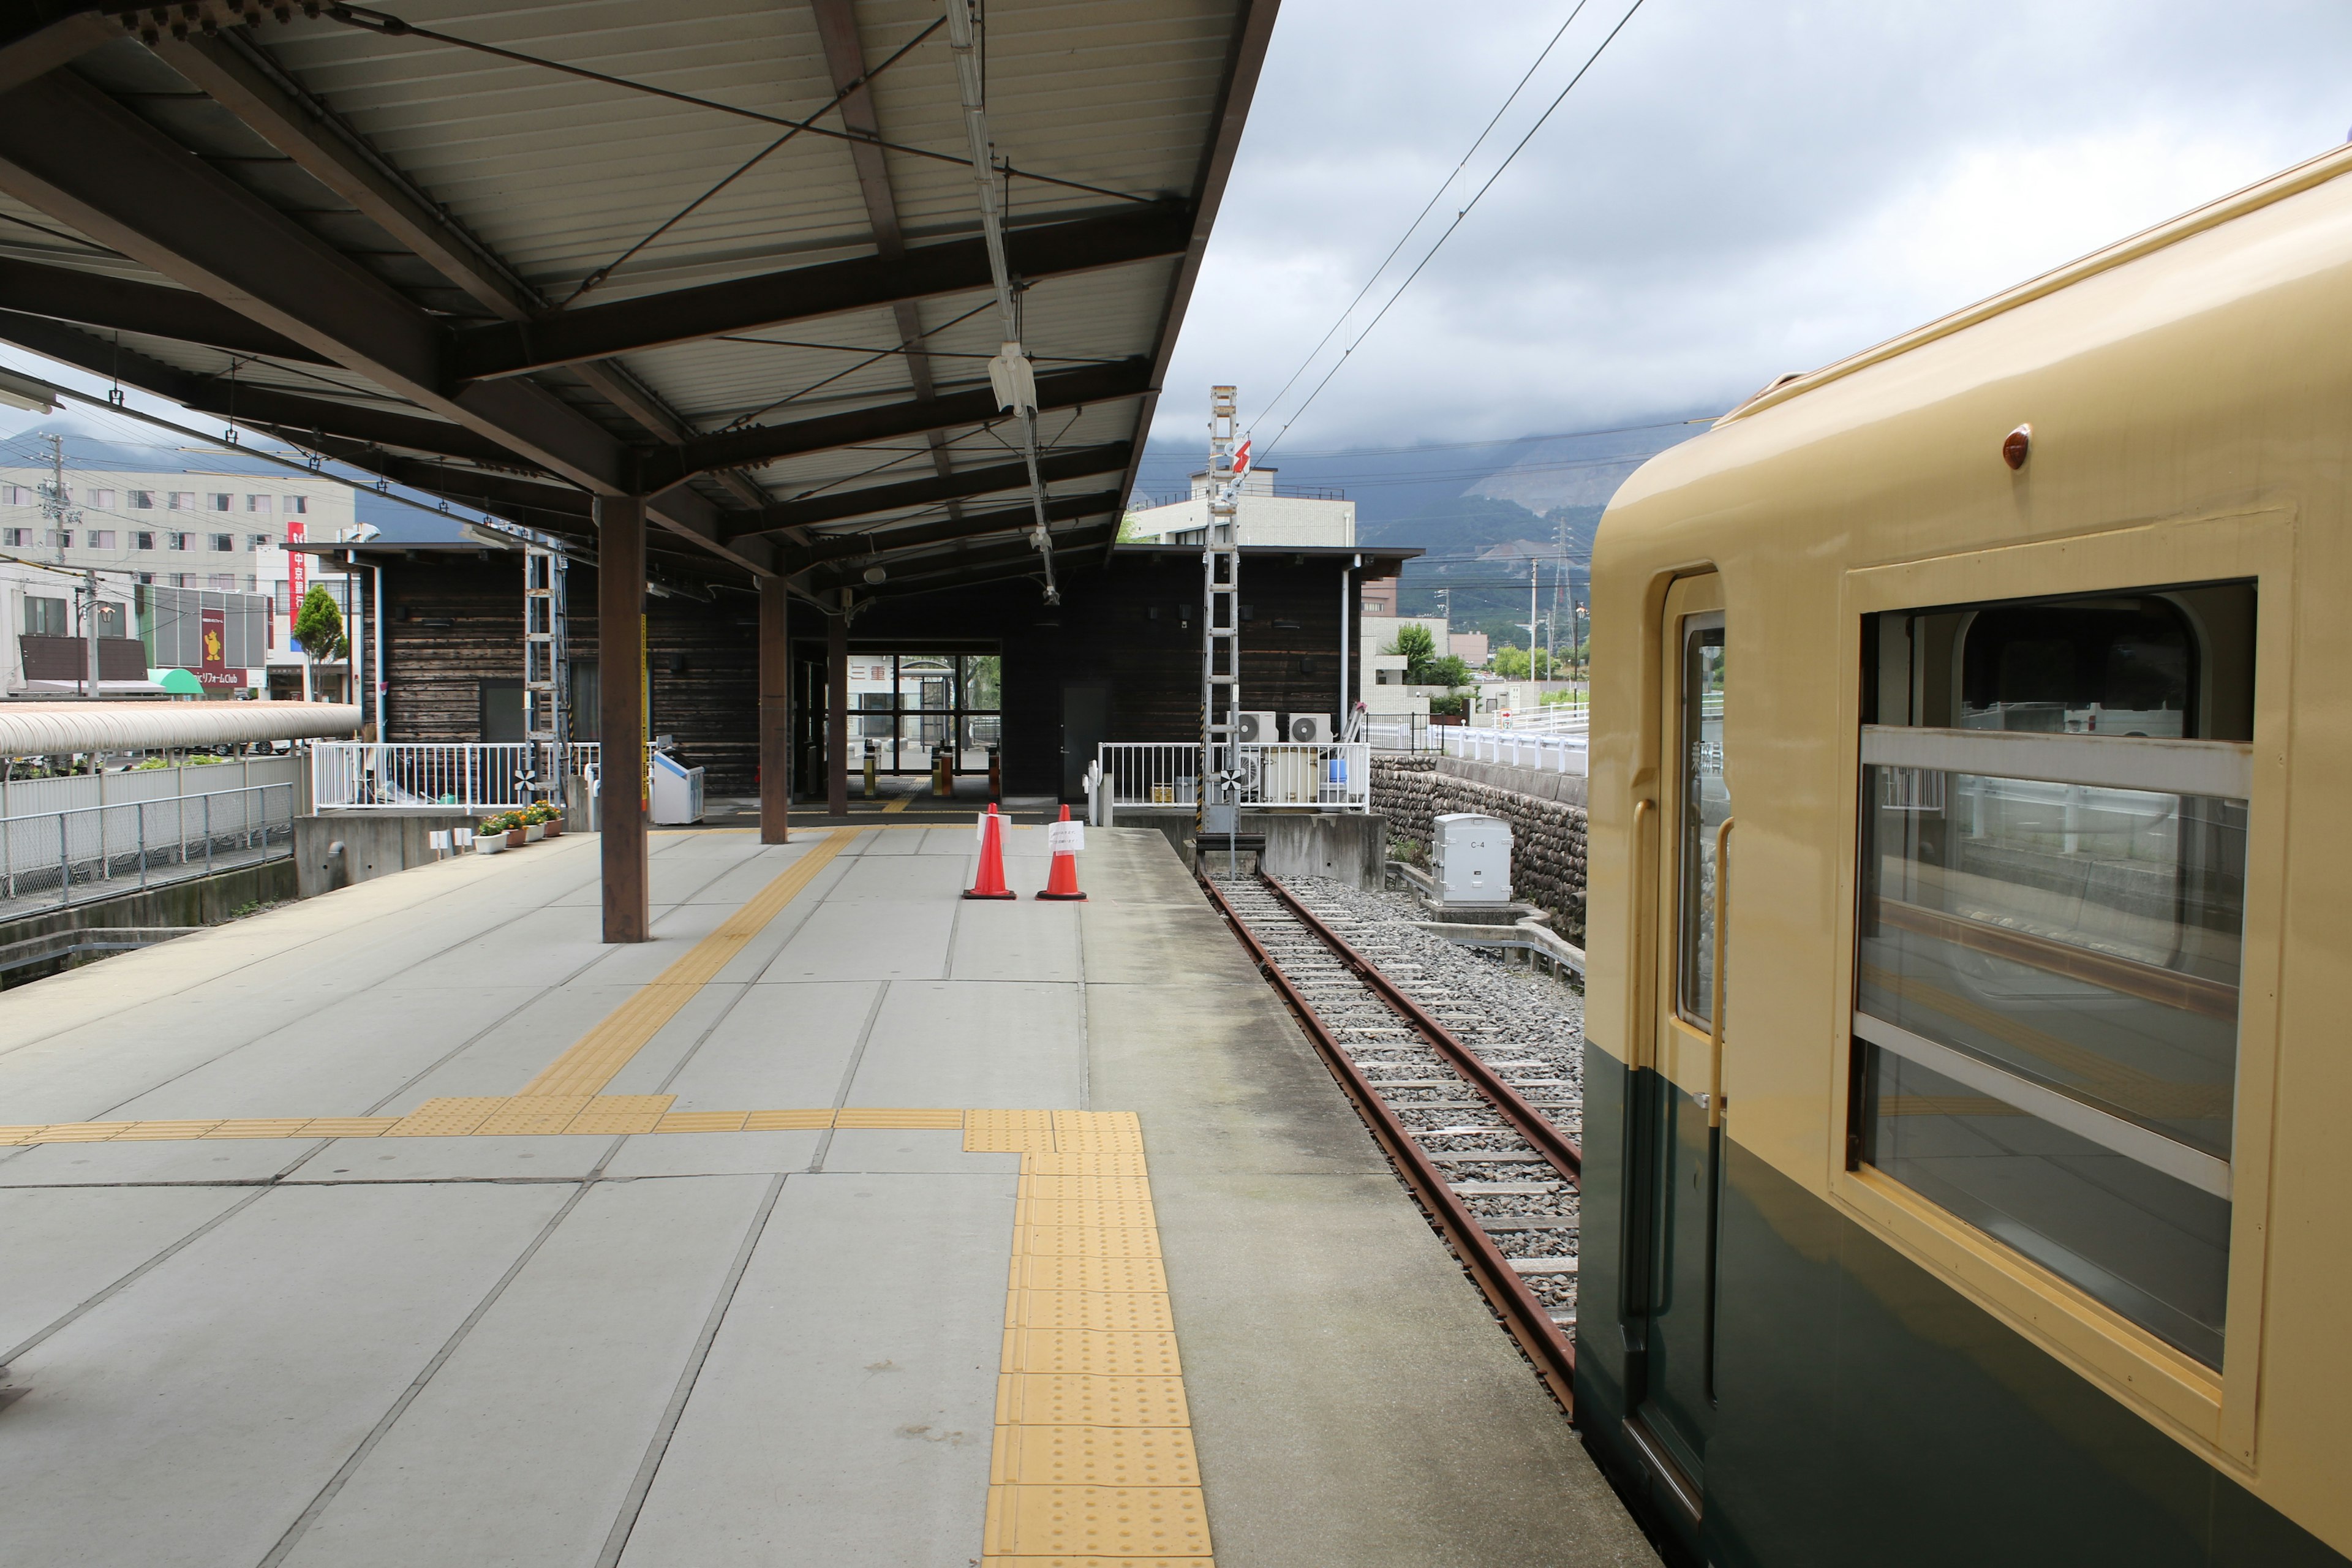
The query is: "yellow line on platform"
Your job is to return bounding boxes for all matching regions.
[518,828,854,1096]
[973,1111,1215,1564]
[883,794,911,813]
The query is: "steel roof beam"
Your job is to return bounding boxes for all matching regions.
[0,67,776,576]
[726,442,1130,541]
[157,30,777,515]
[0,253,336,363]
[650,358,1150,488]
[781,489,1121,574]
[448,204,1191,382]
[0,307,533,464]
[806,524,1117,598]
[0,7,115,96]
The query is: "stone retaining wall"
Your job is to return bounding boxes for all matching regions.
[1373,755,1589,941]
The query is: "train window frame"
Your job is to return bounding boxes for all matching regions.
[1827,512,2291,1469]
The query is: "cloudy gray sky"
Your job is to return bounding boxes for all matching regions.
[1163,0,2352,454]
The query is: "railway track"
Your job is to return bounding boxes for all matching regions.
[1202,870,1582,1412]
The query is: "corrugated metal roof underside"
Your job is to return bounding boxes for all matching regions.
[0,0,1262,596]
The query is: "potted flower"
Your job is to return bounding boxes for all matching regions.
[474,814,508,854]
[531,801,564,839]
[505,813,529,849]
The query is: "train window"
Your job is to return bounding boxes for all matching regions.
[1853,582,2253,1368]
[1677,614,1729,1027]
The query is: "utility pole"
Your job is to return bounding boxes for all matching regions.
[82,568,100,698]
[1199,386,1242,850]
[1529,554,1539,684]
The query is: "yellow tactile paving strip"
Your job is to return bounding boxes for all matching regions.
[3,834,1210,1563]
[978,1110,1214,1565]
[518,827,854,1096]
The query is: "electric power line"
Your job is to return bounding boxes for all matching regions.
[1252,0,1653,463]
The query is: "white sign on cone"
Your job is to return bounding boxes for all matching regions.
[1047,818,1084,856]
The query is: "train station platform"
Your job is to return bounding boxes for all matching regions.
[0,825,1654,1567]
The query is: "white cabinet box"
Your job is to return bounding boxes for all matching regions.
[1431,812,1512,905]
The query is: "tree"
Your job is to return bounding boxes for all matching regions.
[1383,624,1438,680]
[293,584,347,663]
[1425,654,1472,689]
[1491,644,1531,679]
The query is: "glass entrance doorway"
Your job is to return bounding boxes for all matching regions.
[842,651,1003,775]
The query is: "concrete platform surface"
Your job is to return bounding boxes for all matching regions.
[0,822,1654,1567]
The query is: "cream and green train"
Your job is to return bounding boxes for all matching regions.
[1581,141,2352,1566]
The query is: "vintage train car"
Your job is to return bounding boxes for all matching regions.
[1578,141,2352,1566]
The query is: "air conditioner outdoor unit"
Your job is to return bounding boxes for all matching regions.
[1236,710,1278,743]
[1286,712,1333,744]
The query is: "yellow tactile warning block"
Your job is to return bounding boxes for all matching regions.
[565,1096,677,1135]
[203,1119,311,1139]
[475,1095,596,1136]
[1009,1254,1170,1294]
[1008,1290,1177,1334]
[655,1110,751,1134]
[835,1106,964,1129]
[995,1373,1193,1430]
[982,1482,1213,1559]
[1003,1329,1182,1378]
[1019,1175,1155,1204]
[967,1108,1061,1152]
[1015,1197,1157,1229]
[1023,1152,1150,1179]
[299,1118,402,1138]
[521,827,854,1097]
[108,1120,228,1140]
[743,1107,834,1131]
[984,1117,1212,1568]
[989,1425,1201,1488]
[1014,1227,1163,1259]
[386,1098,509,1137]
[1054,1110,1145,1155]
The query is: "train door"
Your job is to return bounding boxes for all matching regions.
[1624,571,1730,1529]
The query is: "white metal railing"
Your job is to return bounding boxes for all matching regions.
[1441,725,1589,776]
[1093,742,1371,818]
[312,742,602,812]
[0,782,297,910]
[0,756,302,820]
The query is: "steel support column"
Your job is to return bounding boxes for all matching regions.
[759,576,791,845]
[827,597,850,818]
[598,495,649,943]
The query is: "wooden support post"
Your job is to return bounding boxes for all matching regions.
[759,576,791,844]
[598,494,649,943]
[827,592,850,817]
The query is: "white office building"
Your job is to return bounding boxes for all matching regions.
[1121,466,1355,548]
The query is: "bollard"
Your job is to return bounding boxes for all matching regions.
[863,744,878,799]
[932,747,954,797]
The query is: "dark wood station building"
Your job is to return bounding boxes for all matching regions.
[0,0,1285,940]
[299,535,1419,802]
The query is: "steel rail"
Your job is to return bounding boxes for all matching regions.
[1200,872,1578,1416]
[1257,872,1583,1182]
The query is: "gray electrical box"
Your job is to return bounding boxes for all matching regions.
[1431,813,1512,905]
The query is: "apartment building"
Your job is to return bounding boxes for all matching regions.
[0,445,356,695]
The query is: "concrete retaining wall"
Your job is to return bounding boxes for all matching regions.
[1374,755,1588,941]
[1114,809,1387,889]
[295,812,485,899]
[0,858,297,987]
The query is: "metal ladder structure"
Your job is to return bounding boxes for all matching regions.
[522,545,568,799]
[1199,386,1242,838]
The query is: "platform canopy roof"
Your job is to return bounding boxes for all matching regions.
[0,0,1275,605]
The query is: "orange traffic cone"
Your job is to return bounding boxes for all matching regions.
[1036,804,1087,901]
[963,802,1017,900]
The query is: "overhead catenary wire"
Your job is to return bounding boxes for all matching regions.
[1248,2,1594,434]
[1251,0,1653,464]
